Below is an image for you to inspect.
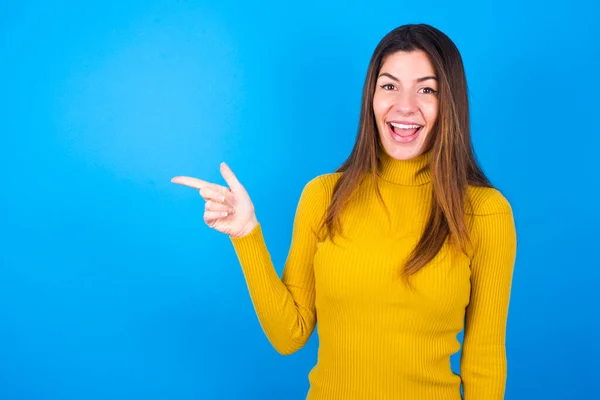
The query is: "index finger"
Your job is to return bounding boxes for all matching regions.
[171,176,212,190]
[171,176,232,200]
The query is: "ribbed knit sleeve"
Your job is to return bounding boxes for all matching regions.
[229,176,327,355]
[460,191,518,399]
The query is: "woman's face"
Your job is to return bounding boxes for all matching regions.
[373,50,439,160]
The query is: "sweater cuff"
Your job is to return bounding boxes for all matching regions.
[229,223,272,274]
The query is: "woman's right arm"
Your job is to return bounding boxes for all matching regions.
[171,165,328,355]
[229,176,327,355]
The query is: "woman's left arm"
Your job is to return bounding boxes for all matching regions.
[460,192,518,400]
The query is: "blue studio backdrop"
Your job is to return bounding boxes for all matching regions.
[1,1,598,399]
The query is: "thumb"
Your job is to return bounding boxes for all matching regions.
[220,162,243,191]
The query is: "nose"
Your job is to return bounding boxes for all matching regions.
[392,90,418,114]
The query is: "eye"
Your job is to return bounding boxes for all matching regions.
[380,83,396,91]
[419,87,438,95]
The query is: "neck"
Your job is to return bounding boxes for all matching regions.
[377,149,433,186]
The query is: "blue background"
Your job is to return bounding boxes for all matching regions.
[1,1,598,399]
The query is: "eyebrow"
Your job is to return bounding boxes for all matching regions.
[378,72,438,83]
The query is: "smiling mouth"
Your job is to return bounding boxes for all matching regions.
[388,122,424,137]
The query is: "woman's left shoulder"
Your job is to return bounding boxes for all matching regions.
[466,185,513,216]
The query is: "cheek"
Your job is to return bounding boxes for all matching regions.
[373,93,392,120]
[420,101,439,124]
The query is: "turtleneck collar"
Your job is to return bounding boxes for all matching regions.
[377,148,433,186]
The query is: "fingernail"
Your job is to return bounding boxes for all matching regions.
[222,211,228,217]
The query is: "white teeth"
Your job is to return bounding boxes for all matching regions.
[390,122,422,129]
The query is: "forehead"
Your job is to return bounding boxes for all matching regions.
[379,50,436,77]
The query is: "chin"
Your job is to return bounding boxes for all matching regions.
[382,140,428,161]
[379,123,430,160]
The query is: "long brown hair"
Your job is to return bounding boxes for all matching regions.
[321,24,493,282]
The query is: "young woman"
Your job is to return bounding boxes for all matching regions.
[172,23,517,400]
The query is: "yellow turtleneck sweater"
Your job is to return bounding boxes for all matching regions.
[229,149,517,400]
